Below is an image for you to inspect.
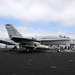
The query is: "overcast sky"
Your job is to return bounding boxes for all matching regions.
[0,0,75,38]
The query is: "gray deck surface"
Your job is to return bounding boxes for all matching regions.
[0,48,75,75]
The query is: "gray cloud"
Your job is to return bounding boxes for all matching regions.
[0,0,75,26]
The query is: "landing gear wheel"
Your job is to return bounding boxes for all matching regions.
[57,49,61,52]
[26,49,30,52]
[26,48,32,52]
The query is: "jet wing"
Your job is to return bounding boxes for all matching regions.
[0,39,15,45]
[11,36,37,43]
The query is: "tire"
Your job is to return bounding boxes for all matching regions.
[26,48,30,52]
[26,48,32,52]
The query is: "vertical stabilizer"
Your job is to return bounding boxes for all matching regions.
[5,24,23,38]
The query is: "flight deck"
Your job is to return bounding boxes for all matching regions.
[0,48,75,75]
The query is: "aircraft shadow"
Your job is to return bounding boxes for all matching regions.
[0,48,49,54]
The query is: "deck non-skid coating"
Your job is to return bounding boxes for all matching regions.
[0,48,75,75]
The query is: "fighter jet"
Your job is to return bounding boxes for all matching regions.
[5,24,50,52]
[5,24,75,51]
[36,36,72,45]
